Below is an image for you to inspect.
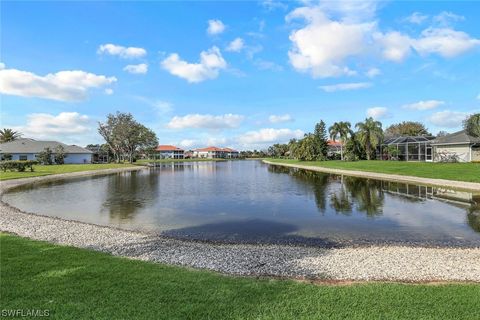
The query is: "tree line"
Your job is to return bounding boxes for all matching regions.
[267,113,480,161]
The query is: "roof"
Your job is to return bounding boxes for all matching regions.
[382,136,436,145]
[431,130,480,145]
[194,146,225,152]
[155,145,184,151]
[194,146,238,152]
[327,140,343,147]
[0,138,93,154]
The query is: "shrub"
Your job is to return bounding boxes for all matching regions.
[37,148,53,165]
[0,160,38,172]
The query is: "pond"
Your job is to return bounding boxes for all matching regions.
[3,160,480,247]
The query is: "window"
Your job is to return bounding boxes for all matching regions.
[19,155,28,161]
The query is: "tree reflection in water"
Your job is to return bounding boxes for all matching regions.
[268,165,480,228]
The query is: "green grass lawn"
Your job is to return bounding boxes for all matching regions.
[1,234,479,320]
[0,163,138,181]
[267,159,480,183]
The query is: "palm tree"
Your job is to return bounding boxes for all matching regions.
[0,128,22,143]
[355,117,383,160]
[329,121,352,160]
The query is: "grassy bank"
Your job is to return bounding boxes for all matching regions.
[267,159,480,183]
[0,163,137,181]
[1,234,479,319]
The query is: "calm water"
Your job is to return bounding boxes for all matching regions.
[3,160,480,247]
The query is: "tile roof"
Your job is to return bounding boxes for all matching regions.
[327,140,343,146]
[0,138,93,154]
[156,145,184,151]
[194,146,238,152]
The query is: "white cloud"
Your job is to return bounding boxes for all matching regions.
[21,112,91,137]
[366,107,389,119]
[0,62,5,70]
[269,114,294,123]
[161,46,227,83]
[123,63,148,74]
[261,0,288,11]
[207,19,226,35]
[402,100,445,110]
[179,139,196,148]
[428,110,469,127]
[433,11,465,26]
[226,38,245,52]
[287,6,374,78]
[404,12,429,24]
[366,68,381,78]
[98,43,146,59]
[378,31,412,62]
[135,96,173,114]
[254,59,284,71]
[238,128,304,145]
[104,88,114,95]
[0,67,116,102]
[319,82,372,92]
[413,28,480,58]
[167,113,244,129]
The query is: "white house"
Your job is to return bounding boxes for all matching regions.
[0,138,93,164]
[192,146,239,159]
[154,145,184,159]
[431,130,480,162]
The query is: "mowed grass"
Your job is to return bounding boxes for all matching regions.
[267,159,480,183]
[1,234,479,320]
[0,163,137,181]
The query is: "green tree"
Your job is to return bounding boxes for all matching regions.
[0,129,22,143]
[355,117,383,160]
[54,145,66,164]
[384,121,430,138]
[98,112,158,163]
[37,147,53,165]
[328,121,352,160]
[314,120,329,160]
[463,113,480,137]
[294,134,320,161]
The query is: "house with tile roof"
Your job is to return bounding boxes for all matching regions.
[192,146,239,159]
[154,145,184,159]
[0,138,93,164]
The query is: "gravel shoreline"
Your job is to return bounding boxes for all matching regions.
[1,168,480,282]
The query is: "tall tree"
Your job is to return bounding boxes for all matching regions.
[355,117,383,160]
[314,120,329,160]
[384,121,430,138]
[328,121,352,160]
[0,128,22,143]
[98,112,158,163]
[463,113,480,137]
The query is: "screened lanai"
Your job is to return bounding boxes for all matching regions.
[377,136,436,161]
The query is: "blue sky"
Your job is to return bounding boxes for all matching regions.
[1,0,479,150]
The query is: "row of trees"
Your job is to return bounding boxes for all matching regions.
[268,113,479,162]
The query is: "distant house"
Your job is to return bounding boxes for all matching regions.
[431,130,480,162]
[327,140,343,157]
[192,146,239,159]
[0,138,93,164]
[222,147,240,159]
[193,146,226,159]
[155,145,184,159]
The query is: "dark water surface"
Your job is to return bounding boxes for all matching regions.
[3,160,480,247]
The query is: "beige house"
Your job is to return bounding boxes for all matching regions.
[431,130,480,162]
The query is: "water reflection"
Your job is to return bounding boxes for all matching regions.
[3,160,479,247]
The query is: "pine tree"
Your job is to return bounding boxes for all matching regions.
[314,120,329,160]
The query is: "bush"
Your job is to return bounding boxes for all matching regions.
[0,160,38,172]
